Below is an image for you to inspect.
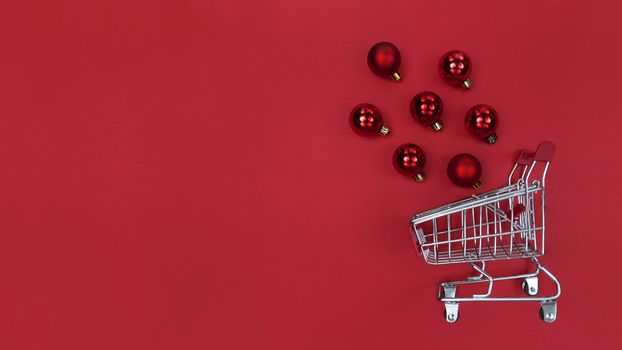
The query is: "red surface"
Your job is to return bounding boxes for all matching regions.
[1,1,621,349]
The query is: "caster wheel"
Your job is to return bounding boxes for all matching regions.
[539,304,557,323]
[522,277,538,296]
[443,309,459,323]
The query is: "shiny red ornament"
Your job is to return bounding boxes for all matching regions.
[438,50,472,89]
[367,42,402,82]
[349,103,390,136]
[465,104,498,144]
[393,143,426,182]
[447,153,483,189]
[410,91,443,131]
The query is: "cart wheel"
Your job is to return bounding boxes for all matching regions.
[522,277,538,296]
[443,303,459,323]
[538,302,557,323]
[443,309,459,323]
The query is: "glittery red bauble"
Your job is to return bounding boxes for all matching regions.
[349,103,390,137]
[447,153,482,189]
[367,42,402,81]
[438,50,472,89]
[410,91,443,131]
[465,104,498,144]
[393,144,426,182]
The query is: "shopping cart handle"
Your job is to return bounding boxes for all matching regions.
[534,141,555,162]
[516,149,533,165]
[517,141,556,164]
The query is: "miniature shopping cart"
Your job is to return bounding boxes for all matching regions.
[410,142,561,323]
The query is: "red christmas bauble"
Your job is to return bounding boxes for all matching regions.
[393,144,426,182]
[438,50,472,89]
[410,91,443,131]
[367,42,402,82]
[465,104,498,144]
[447,153,482,189]
[349,103,390,137]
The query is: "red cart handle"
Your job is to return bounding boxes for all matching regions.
[516,141,556,165]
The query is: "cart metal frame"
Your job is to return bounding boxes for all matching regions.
[410,142,560,323]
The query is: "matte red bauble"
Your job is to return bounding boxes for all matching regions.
[367,42,402,82]
[447,153,482,189]
[410,91,443,131]
[349,103,390,136]
[465,104,498,144]
[393,144,426,182]
[438,50,472,89]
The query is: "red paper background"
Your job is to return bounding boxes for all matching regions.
[1,1,621,349]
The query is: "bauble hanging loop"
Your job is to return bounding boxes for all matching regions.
[367,42,402,82]
[410,91,443,132]
[439,50,472,89]
[465,104,498,144]
[349,103,390,137]
[393,144,426,182]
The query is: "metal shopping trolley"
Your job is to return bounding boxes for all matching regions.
[410,142,561,323]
